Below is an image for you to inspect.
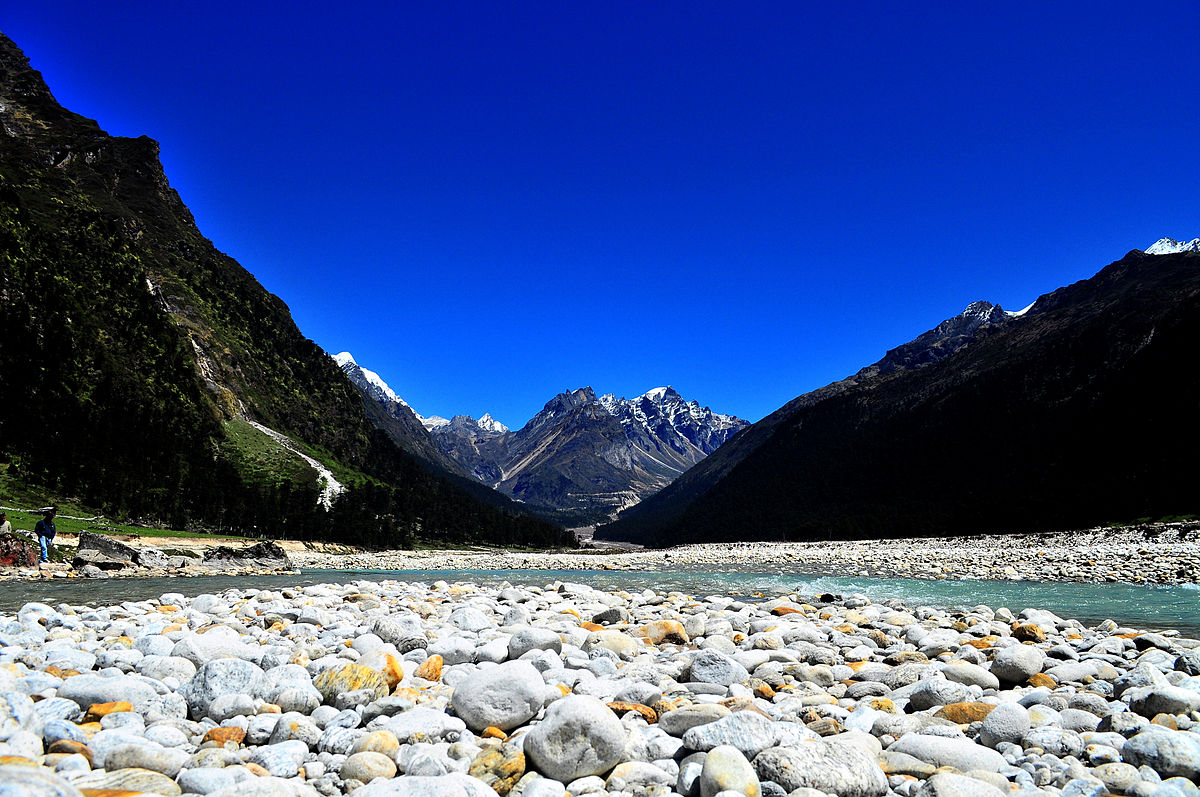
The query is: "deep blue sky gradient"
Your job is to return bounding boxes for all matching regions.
[6,3,1199,424]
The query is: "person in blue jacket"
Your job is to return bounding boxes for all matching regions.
[35,506,56,563]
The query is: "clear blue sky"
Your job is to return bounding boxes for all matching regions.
[6,3,1198,425]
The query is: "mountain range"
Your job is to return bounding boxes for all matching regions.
[334,353,748,523]
[600,241,1200,545]
[3,28,1196,548]
[0,33,567,548]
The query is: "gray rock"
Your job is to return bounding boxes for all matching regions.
[1022,726,1085,757]
[682,710,780,758]
[0,763,87,796]
[978,701,1030,749]
[656,703,729,738]
[990,645,1044,684]
[689,650,750,686]
[939,660,1000,691]
[699,745,759,797]
[176,767,255,794]
[1060,707,1102,732]
[249,741,306,778]
[906,678,975,711]
[172,626,254,666]
[889,733,1007,772]
[0,691,42,742]
[354,772,496,797]
[1124,685,1200,718]
[73,531,136,568]
[104,742,189,777]
[604,760,676,797]
[509,628,563,659]
[448,606,493,633]
[914,772,1006,797]
[384,706,466,743]
[179,658,269,720]
[753,739,887,797]
[134,547,170,568]
[55,672,159,712]
[205,775,320,797]
[450,660,546,732]
[1122,730,1200,781]
[1091,762,1142,795]
[525,695,626,782]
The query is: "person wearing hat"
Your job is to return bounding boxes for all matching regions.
[35,507,56,563]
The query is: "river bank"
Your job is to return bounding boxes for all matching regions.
[2,523,1197,588]
[1,577,1198,797]
[288,524,1200,587]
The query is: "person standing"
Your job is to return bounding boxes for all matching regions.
[35,507,56,563]
[0,512,10,535]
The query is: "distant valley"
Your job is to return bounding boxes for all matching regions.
[336,353,748,523]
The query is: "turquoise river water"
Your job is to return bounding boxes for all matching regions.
[3,568,1198,639]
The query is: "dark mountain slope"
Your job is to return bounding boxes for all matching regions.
[601,251,1200,545]
[0,33,567,546]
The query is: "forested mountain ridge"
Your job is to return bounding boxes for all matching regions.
[0,33,567,547]
[600,248,1200,545]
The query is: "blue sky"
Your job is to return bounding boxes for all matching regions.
[6,3,1199,425]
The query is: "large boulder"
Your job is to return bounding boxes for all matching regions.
[72,531,137,570]
[201,540,290,569]
[0,531,37,566]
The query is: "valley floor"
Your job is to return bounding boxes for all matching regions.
[287,523,1200,587]
[3,523,1196,586]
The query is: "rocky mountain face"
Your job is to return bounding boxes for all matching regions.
[339,356,749,521]
[333,353,467,478]
[0,33,565,547]
[476,386,748,520]
[601,246,1200,545]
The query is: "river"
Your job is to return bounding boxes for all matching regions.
[3,567,1197,638]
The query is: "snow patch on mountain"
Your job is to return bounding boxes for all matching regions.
[478,413,509,434]
[1145,237,1200,255]
[334,351,401,405]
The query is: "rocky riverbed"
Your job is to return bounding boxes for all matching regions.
[1,578,1199,797]
[289,524,1200,587]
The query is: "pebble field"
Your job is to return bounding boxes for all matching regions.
[1,576,1199,797]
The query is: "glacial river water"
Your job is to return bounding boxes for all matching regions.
[3,568,1198,638]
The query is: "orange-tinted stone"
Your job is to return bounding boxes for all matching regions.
[641,620,689,645]
[607,701,658,722]
[0,755,38,767]
[415,654,444,682]
[481,726,508,740]
[934,702,996,724]
[772,606,805,616]
[203,727,246,745]
[1027,672,1057,688]
[84,701,133,721]
[47,739,93,764]
[580,621,604,632]
[1012,624,1046,643]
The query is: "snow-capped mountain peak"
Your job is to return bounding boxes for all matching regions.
[333,351,400,404]
[1145,237,1200,255]
[422,415,450,431]
[477,413,508,434]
